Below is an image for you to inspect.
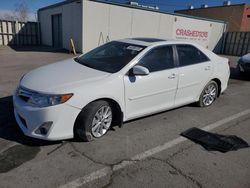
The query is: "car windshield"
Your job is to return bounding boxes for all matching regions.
[76,41,146,73]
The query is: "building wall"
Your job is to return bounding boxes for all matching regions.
[38,1,82,52]
[210,21,227,52]
[241,5,250,32]
[82,0,226,53]
[175,5,249,32]
[39,0,226,54]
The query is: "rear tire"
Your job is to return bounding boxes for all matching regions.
[74,100,113,142]
[197,81,218,107]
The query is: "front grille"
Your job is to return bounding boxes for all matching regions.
[18,114,27,128]
[16,87,33,102]
[19,95,30,102]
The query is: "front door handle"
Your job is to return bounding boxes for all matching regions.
[205,66,211,71]
[168,73,176,79]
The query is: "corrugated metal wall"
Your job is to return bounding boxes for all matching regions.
[0,20,40,46]
[223,32,250,56]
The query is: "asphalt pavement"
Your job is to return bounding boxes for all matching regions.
[0,46,249,188]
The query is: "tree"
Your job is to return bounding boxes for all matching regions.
[0,0,29,22]
[2,12,16,21]
[14,0,29,22]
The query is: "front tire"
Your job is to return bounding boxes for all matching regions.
[197,81,218,107]
[74,100,113,142]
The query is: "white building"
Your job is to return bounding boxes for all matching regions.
[38,0,227,53]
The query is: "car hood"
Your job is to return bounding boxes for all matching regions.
[20,58,110,93]
[241,53,250,63]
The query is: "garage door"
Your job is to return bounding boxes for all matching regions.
[52,14,62,48]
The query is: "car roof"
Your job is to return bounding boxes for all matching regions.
[130,38,167,43]
[115,38,216,59]
[117,38,166,46]
[117,38,197,47]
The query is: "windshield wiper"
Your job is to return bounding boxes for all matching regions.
[74,57,92,68]
[74,57,110,72]
[82,63,94,69]
[74,57,80,63]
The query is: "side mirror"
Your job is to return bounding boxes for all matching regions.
[132,65,150,76]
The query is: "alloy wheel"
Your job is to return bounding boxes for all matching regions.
[91,105,112,138]
[202,83,217,106]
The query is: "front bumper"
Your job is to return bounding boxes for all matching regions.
[13,93,81,141]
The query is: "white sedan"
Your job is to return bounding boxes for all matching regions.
[13,38,230,141]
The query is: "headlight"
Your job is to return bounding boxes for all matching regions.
[28,93,73,108]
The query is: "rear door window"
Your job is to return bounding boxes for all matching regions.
[176,45,210,67]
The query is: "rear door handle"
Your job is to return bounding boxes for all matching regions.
[168,73,176,79]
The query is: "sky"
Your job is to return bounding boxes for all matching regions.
[0,0,249,20]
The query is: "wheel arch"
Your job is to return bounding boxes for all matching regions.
[73,97,124,136]
[92,98,124,127]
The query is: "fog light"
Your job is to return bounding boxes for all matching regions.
[35,122,53,135]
